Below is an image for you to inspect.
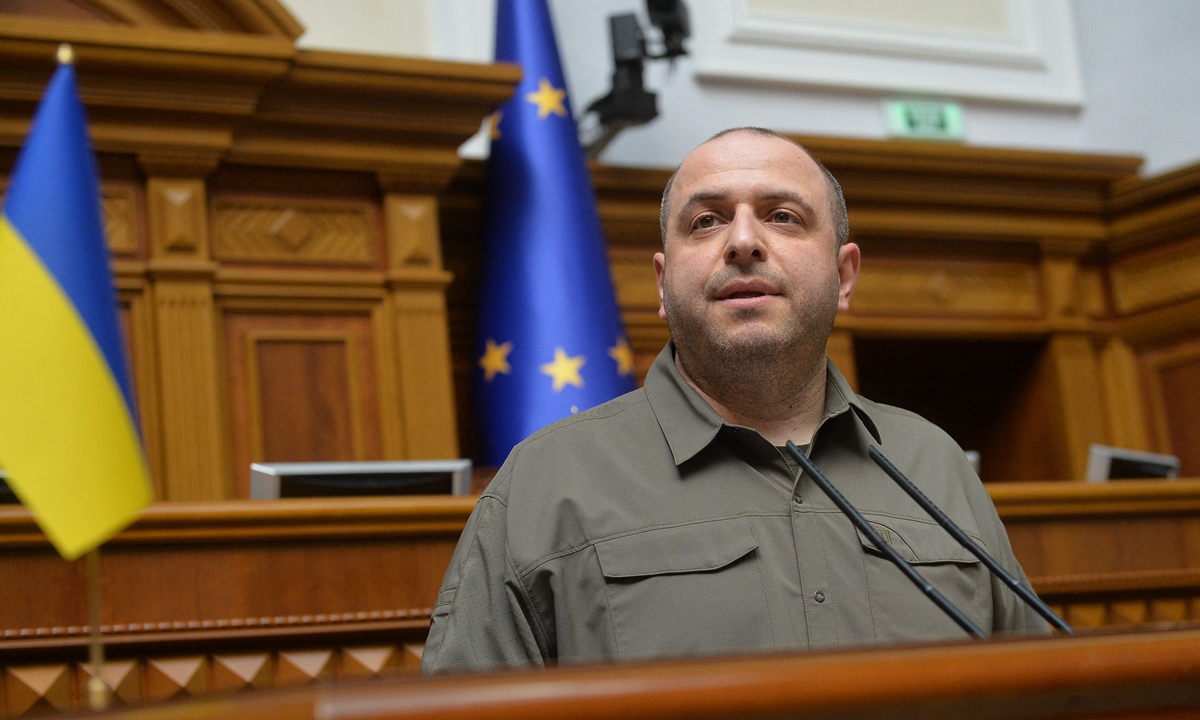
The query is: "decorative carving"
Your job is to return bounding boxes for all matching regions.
[5,664,72,716]
[148,178,207,255]
[1111,237,1200,315]
[276,650,334,685]
[78,660,140,706]
[211,654,271,692]
[383,194,441,268]
[212,200,375,265]
[341,646,399,679]
[1041,255,1081,318]
[850,260,1041,317]
[102,188,138,255]
[146,657,207,701]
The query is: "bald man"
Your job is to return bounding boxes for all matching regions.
[422,128,1049,673]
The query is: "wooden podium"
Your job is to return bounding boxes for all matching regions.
[77,629,1200,720]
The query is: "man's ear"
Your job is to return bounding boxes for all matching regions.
[836,242,860,313]
[653,252,667,321]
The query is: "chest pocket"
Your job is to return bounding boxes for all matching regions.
[594,516,775,660]
[855,515,989,642]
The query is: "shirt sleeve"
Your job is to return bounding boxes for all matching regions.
[420,494,550,674]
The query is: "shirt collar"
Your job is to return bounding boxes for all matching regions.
[644,341,882,466]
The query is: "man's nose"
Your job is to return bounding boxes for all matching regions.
[723,207,766,264]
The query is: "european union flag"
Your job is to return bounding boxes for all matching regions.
[476,0,637,465]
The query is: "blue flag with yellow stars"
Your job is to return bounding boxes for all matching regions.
[476,0,637,465]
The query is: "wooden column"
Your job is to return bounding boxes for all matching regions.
[1099,336,1152,451]
[379,179,459,460]
[142,156,230,500]
[1041,247,1109,479]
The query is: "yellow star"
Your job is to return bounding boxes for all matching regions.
[488,110,502,140]
[525,78,568,119]
[608,336,635,377]
[479,339,513,382]
[540,347,585,392]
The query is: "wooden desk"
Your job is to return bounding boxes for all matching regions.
[2,480,1199,716]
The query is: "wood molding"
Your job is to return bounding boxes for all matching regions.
[0,498,477,547]
[988,479,1200,517]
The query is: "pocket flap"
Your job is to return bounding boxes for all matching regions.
[595,517,759,578]
[856,515,980,565]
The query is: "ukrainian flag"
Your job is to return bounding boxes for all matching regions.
[0,50,152,560]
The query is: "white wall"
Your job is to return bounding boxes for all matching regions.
[281,0,1200,175]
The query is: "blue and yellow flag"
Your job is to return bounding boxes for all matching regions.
[0,52,152,560]
[476,0,637,464]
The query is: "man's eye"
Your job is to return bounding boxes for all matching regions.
[694,216,717,229]
[770,211,795,223]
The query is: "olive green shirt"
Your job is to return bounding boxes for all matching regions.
[422,343,1049,673]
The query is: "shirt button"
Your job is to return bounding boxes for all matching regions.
[814,590,826,603]
[792,492,802,504]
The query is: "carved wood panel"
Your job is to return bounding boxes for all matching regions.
[1111,236,1200,315]
[102,185,140,257]
[850,258,1041,318]
[211,198,378,266]
[223,313,386,498]
[0,642,424,717]
[1142,337,1200,476]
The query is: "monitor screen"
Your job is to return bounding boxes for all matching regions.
[250,460,473,499]
[1085,444,1180,482]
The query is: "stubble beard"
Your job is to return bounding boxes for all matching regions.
[664,266,839,415]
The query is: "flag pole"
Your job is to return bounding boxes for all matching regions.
[84,548,110,711]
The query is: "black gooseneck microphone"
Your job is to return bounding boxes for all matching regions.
[783,441,986,639]
[867,446,1074,634]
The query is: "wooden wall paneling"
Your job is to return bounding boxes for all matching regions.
[1098,336,1152,452]
[1110,236,1200,315]
[849,257,1042,318]
[117,275,166,499]
[980,341,1073,482]
[0,496,471,642]
[145,173,229,501]
[249,331,366,463]
[1045,334,1109,480]
[826,329,857,390]
[223,310,386,497]
[1141,338,1200,475]
[381,190,458,460]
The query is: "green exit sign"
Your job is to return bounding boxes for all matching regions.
[884,100,964,141]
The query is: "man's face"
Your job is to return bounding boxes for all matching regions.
[654,132,859,374]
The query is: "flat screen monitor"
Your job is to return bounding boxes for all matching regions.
[1085,444,1180,482]
[250,460,473,499]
